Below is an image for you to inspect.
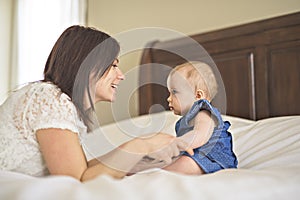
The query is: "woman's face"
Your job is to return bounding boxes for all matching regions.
[94,59,125,103]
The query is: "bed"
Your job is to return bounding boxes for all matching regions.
[1,12,300,200]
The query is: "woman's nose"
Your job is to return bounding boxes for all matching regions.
[117,68,125,80]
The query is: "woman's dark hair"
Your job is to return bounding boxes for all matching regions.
[43,25,120,130]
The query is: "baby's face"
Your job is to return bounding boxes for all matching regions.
[167,71,195,116]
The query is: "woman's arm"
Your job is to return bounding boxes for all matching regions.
[37,129,190,181]
[85,133,193,179]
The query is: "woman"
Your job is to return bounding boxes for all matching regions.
[0,25,191,182]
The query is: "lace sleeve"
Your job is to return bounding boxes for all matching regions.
[25,83,87,135]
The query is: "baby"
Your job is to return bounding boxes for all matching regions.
[164,61,238,175]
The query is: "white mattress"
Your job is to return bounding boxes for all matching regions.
[1,112,300,200]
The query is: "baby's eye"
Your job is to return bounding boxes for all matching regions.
[171,89,178,94]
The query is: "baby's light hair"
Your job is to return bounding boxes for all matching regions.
[169,61,218,100]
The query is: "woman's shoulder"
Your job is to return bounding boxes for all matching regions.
[24,82,87,134]
[30,82,74,106]
[26,81,62,94]
[1,82,57,109]
[23,81,71,102]
[8,81,75,117]
[11,81,60,96]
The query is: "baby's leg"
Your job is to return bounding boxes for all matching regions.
[163,155,204,175]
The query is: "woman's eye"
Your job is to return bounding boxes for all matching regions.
[112,64,118,68]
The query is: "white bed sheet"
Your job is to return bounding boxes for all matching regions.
[1,113,300,200]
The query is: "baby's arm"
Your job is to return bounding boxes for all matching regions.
[180,110,216,149]
[163,110,216,175]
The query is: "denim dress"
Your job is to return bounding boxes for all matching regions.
[175,99,238,173]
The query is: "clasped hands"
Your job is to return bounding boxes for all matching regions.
[136,133,194,165]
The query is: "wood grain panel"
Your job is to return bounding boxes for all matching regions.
[268,41,300,117]
[139,12,300,120]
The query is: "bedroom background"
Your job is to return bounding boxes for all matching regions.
[1,0,299,125]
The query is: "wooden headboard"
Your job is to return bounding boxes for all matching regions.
[138,12,300,120]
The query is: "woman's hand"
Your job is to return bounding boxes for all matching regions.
[128,133,194,174]
[139,133,194,165]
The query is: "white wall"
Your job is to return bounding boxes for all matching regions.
[88,0,300,35]
[87,0,300,125]
[0,0,14,103]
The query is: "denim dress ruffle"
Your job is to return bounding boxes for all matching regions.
[175,99,238,173]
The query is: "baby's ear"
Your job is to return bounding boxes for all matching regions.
[195,89,209,100]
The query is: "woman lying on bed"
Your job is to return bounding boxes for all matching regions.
[0,25,192,182]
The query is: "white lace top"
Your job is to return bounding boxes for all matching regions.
[0,82,87,176]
